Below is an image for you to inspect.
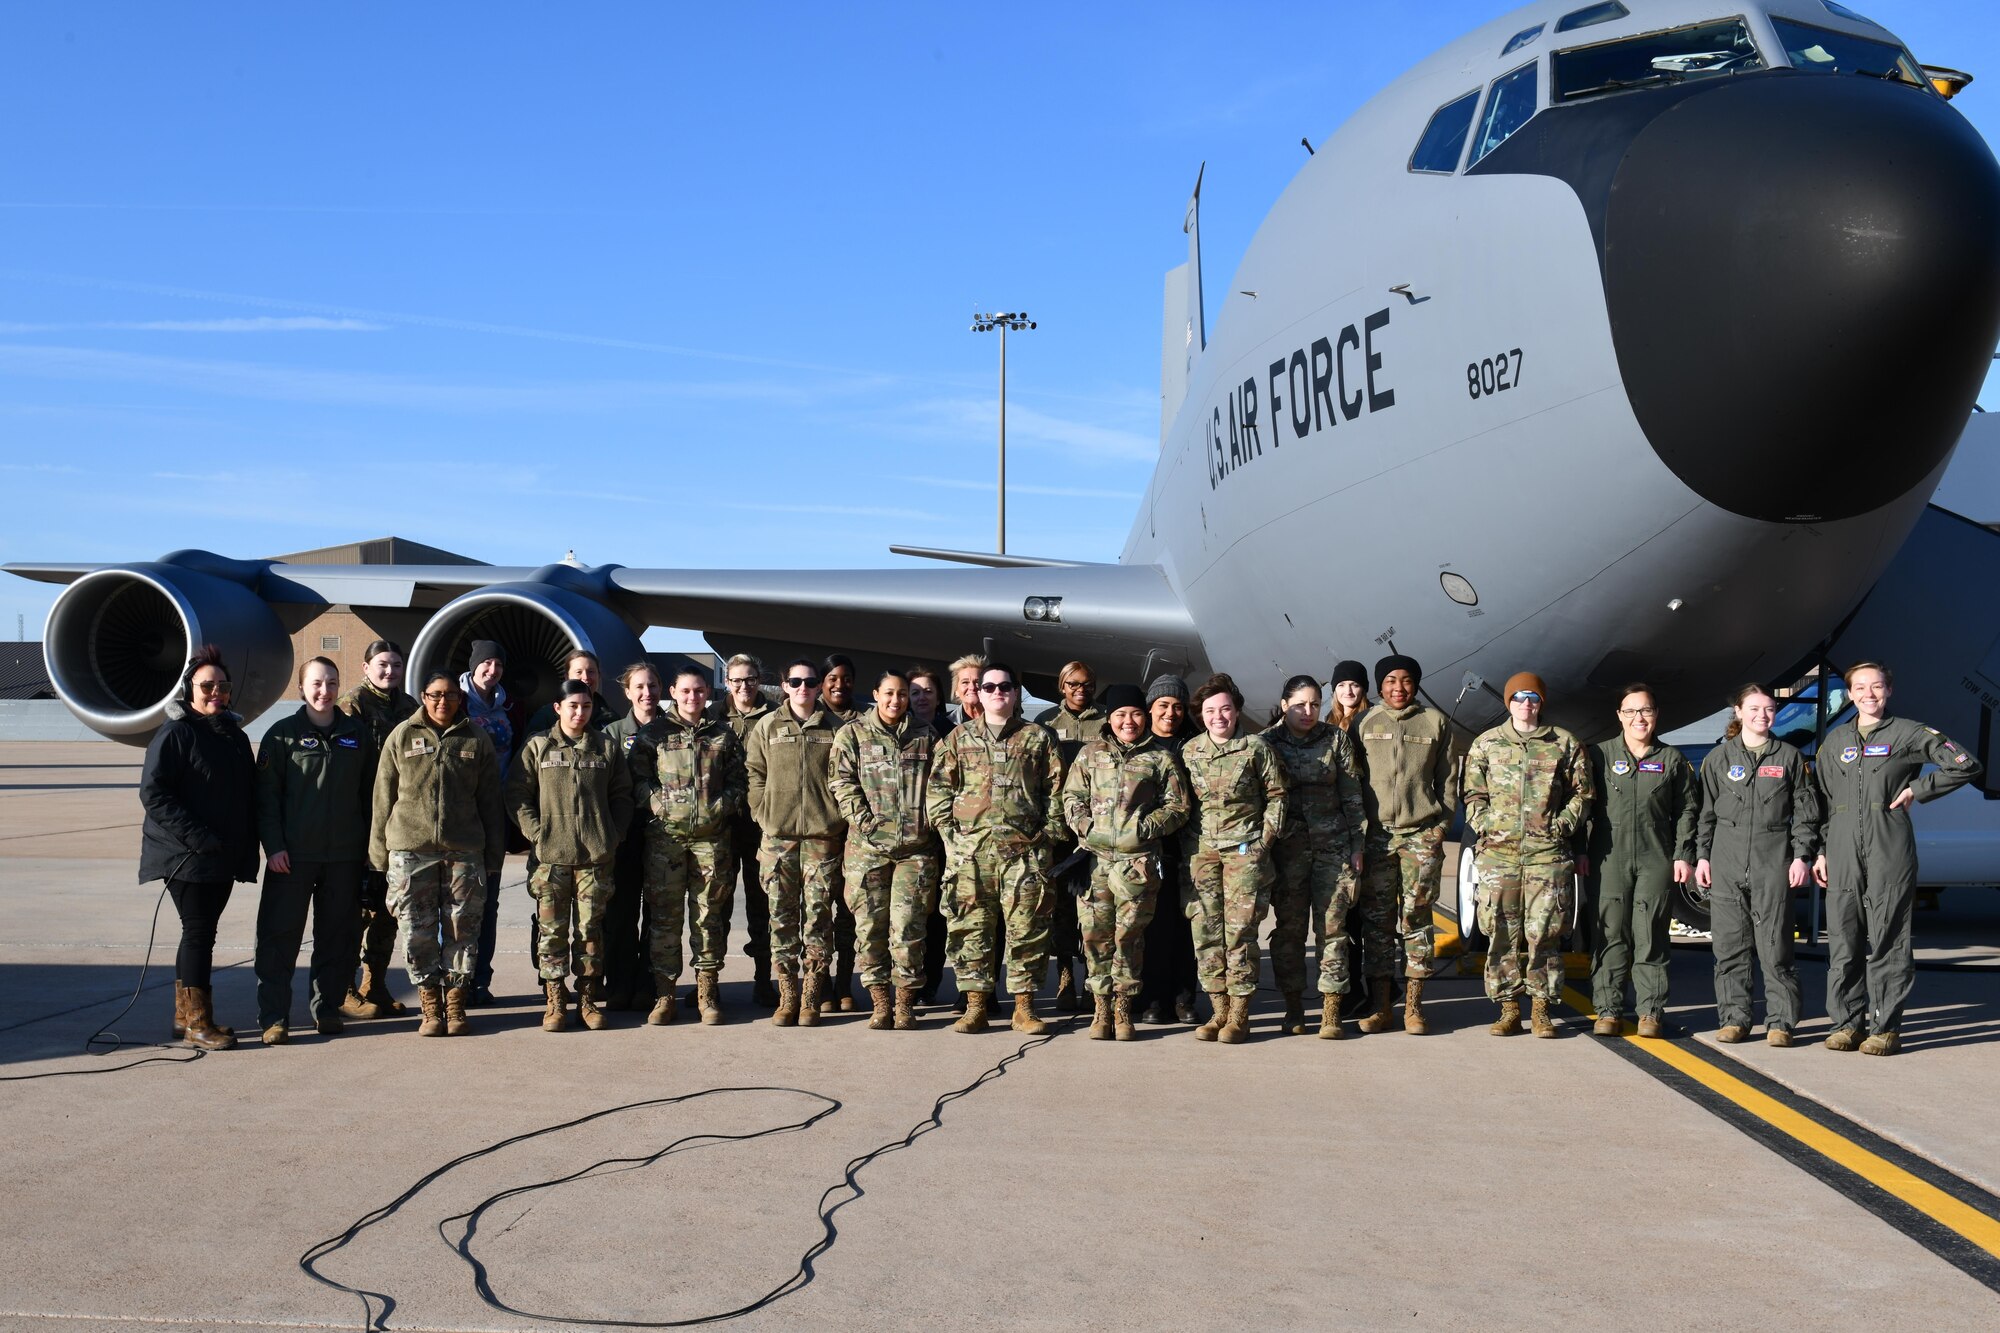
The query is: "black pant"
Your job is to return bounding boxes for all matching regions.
[1141,848,1195,1004]
[923,907,947,999]
[736,819,769,971]
[254,860,362,1026]
[167,879,234,989]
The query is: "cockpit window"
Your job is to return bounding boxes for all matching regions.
[1502,23,1544,56]
[1772,17,1927,87]
[1556,2,1629,34]
[1409,90,1480,174]
[1553,18,1765,102]
[1820,1,1879,25]
[1469,60,1539,166]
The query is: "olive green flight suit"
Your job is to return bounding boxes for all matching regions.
[1696,736,1820,1033]
[335,680,415,989]
[1585,738,1699,1022]
[1815,715,1983,1035]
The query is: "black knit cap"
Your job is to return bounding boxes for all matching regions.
[1100,683,1147,714]
[1331,659,1368,689]
[1374,654,1422,689]
[468,638,507,668]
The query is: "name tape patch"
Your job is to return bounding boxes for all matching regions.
[1638,760,1666,774]
[1864,743,1892,757]
[1757,765,1785,778]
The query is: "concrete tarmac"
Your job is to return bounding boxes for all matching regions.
[3,741,1998,1330]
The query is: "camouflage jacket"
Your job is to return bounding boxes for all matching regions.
[716,697,776,743]
[370,712,507,875]
[1035,703,1106,763]
[829,707,939,856]
[506,725,634,866]
[1462,721,1592,864]
[744,703,847,839]
[630,710,747,843]
[1179,731,1287,852]
[1262,720,1365,859]
[1060,726,1190,855]
[256,706,374,864]
[1351,702,1459,834]
[926,713,1065,854]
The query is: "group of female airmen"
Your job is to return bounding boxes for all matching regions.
[136,638,1977,1057]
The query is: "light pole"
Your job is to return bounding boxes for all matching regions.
[971,311,1035,554]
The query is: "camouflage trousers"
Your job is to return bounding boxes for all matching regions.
[357,868,400,979]
[385,850,487,988]
[1476,851,1573,1001]
[1185,843,1274,997]
[529,861,613,981]
[1078,851,1158,997]
[644,833,738,983]
[844,842,942,989]
[945,844,1052,994]
[1360,825,1446,980]
[1268,838,1359,997]
[760,833,840,979]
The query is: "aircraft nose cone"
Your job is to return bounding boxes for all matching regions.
[1605,75,2000,523]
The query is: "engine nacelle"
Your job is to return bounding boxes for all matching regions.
[44,562,294,745]
[406,566,646,721]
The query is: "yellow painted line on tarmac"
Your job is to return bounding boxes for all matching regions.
[1561,985,2000,1261]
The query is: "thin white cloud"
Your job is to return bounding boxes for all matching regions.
[897,396,1156,464]
[0,316,385,333]
[907,474,1140,501]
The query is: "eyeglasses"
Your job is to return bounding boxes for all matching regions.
[1617,707,1658,719]
[421,691,459,703]
[194,680,231,694]
[1510,691,1542,703]
[785,676,821,689]
[979,681,1017,693]
[727,676,760,687]
[1060,679,1092,690]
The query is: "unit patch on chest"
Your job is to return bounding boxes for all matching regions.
[300,735,320,749]
[1839,746,1859,764]
[1727,764,1747,782]
[1612,759,1631,776]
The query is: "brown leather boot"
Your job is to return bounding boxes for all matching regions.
[340,986,375,1020]
[867,984,893,1030]
[1194,990,1228,1041]
[1356,977,1395,1033]
[799,969,824,1027]
[647,992,677,1025]
[1113,993,1136,1042]
[345,966,387,1019]
[772,973,800,1027]
[577,978,607,1030]
[1087,993,1112,1040]
[953,990,990,1034]
[697,971,722,1026]
[444,986,471,1036]
[172,981,189,1039]
[1281,990,1306,1035]
[1318,993,1344,1040]
[1011,992,1047,1035]
[893,986,917,1030]
[417,985,445,1037]
[1717,1024,1750,1043]
[1531,996,1556,1038]
[1593,1014,1623,1037]
[1403,979,1429,1035]
[1490,999,1522,1036]
[543,979,571,1032]
[1217,994,1250,1044]
[1636,1014,1666,1039]
[183,987,236,1051]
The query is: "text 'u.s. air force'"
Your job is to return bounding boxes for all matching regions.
[1206,304,1396,491]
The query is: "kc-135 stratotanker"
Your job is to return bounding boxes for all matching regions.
[10,1,2000,803]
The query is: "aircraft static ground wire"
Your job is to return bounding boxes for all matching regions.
[299,1014,1074,1331]
[0,883,207,1082]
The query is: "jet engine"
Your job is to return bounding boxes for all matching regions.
[43,557,295,745]
[405,564,646,719]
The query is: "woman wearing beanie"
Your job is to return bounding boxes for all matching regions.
[1327,660,1370,732]
[138,644,260,1050]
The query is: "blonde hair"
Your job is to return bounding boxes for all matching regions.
[948,653,989,676]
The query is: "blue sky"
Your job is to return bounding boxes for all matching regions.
[2,1,1995,650]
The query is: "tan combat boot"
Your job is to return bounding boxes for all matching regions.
[772,973,799,1027]
[1194,990,1228,1041]
[954,990,990,1034]
[1113,993,1136,1042]
[1593,1014,1623,1037]
[697,971,722,1026]
[1404,979,1429,1035]
[648,992,677,1026]
[1011,992,1047,1035]
[1767,1027,1794,1048]
[1636,1014,1665,1039]
[578,978,607,1030]
[1318,993,1344,1040]
[1490,999,1522,1036]
[1355,977,1395,1034]
[183,988,236,1051]
[1531,997,1556,1038]
[543,979,571,1032]
[365,964,407,1014]
[1281,990,1306,1036]
[1087,993,1113,1040]
[417,985,446,1037]
[1859,1031,1901,1056]
[1217,994,1250,1044]
[893,986,917,1030]
[799,969,824,1027]
[444,985,471,1036]
[171,982,189,1039]
[261,1021,289,1046]
[1824,1027,1861,1051]
[1717,1024,1750,1043]
[345,966,386,1019]
[867,984,893,1030]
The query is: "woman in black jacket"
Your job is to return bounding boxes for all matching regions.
[139,644,259,1050]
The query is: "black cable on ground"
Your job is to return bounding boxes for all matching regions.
[0,884,206,1082]
[299,1018,1070,1332]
